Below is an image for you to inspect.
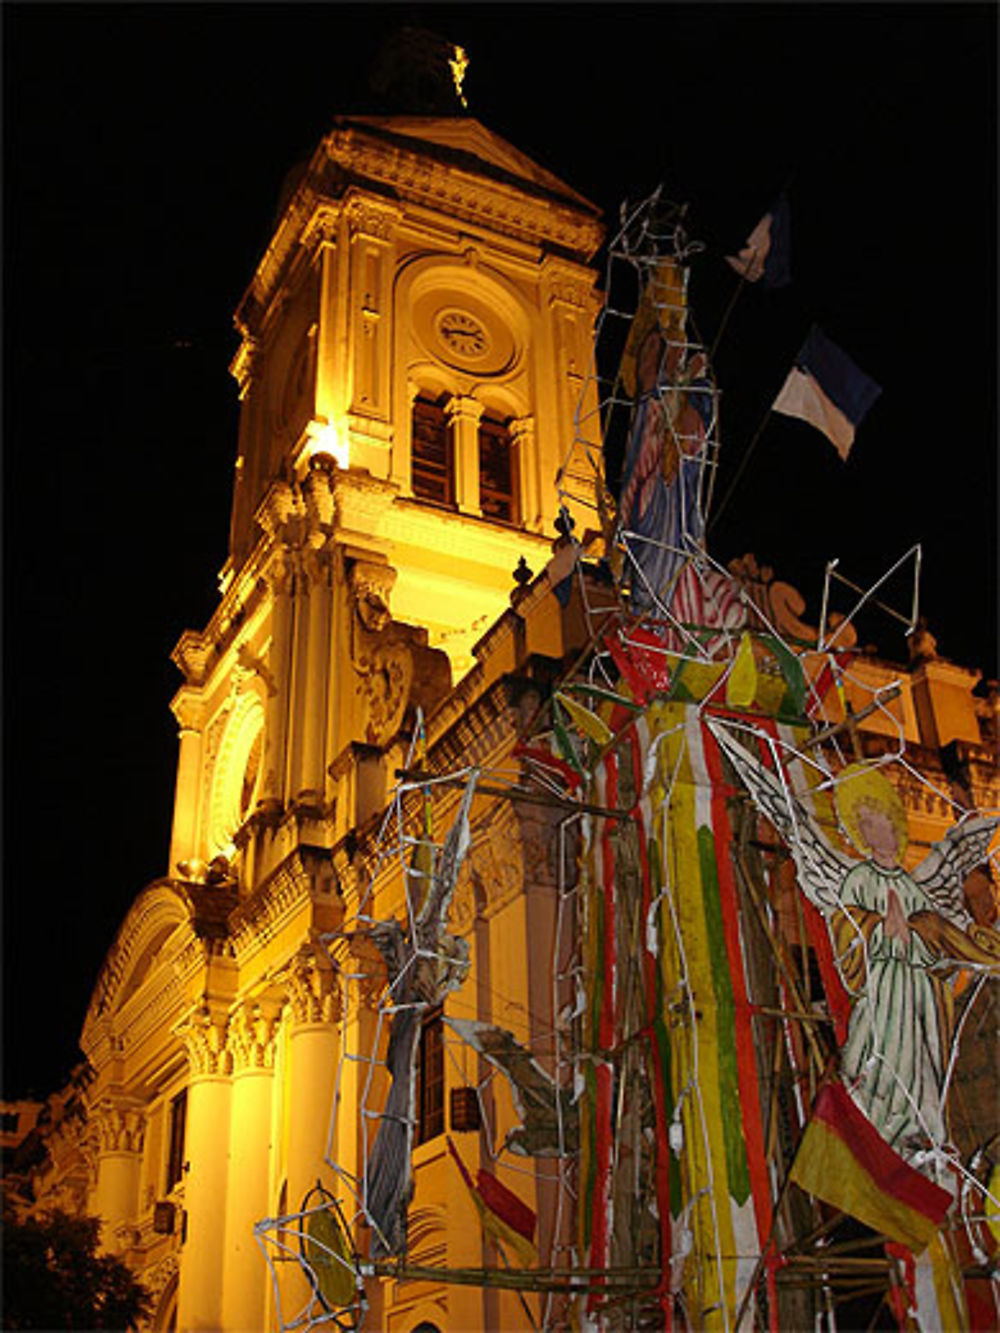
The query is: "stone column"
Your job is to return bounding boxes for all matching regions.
[221,1001,278,1333]
[445,395,484,515]
[90,1098,145,1254]
[280,947,342,1316]
[168,692,204,875]
[258,552,294,813]
[176,1006,232,1333]
[510,414,538,530]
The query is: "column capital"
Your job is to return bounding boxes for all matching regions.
[283,944,342,1027]
[344,195,400,243]
[444,394,484,427]
[175,1003,231,1078]
[226,999,280,1073]
[509,414,535,444]
[90,1096,146,1155]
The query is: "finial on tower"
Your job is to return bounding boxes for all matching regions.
[369,27,470,115]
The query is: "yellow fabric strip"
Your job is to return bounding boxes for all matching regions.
[790,1119,939,1252]
[652,704,737,1329]
[472,1190,539,1267]
[555,691,614,747]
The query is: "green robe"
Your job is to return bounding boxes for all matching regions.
[831,861,950,1157]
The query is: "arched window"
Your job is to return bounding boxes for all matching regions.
[478,413,516,523]
[411,394,454,507]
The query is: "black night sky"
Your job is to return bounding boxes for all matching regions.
[4,4,997,1099]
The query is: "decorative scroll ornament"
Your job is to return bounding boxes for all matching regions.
[349,560,396,634]
[362,641,413,747]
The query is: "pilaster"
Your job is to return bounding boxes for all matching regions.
[293,542,333,810]
[258,550,294,813]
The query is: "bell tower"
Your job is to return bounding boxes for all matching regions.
[166,110,603,893]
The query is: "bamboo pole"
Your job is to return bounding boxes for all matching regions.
[368,1261,662,1295]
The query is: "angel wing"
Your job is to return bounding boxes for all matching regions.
[445,1017,579,1157]
[911,815,999,928]
[705,717,855,915]
[415,769,479,947]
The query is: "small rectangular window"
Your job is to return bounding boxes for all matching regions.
[165,1089,187,1193]
[415,1008,445,1145]
[411,397,454,507]
[478,416,516,523]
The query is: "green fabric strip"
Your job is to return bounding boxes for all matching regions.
[697,824,751,1206]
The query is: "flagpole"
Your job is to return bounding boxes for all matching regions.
[709,268,750,362]
[705,405,774,534]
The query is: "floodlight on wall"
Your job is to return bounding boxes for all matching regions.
[302,418,348,471]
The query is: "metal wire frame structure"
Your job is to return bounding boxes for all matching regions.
[253,189,1000,1331]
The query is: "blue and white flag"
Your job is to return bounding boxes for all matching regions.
[772,324,881,460]
[725,191,791,288]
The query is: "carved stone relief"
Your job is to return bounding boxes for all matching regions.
[226,1001,279,1072]
[177,1005,231,1078]
[91,1099,146,1155]
[349,559,397,633]
[284,944,342,1027]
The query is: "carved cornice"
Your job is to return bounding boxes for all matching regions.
[226,1000,279,1072]
[90,1098,146,1155]
[323,125,603,258]
[332,469,397,543]
[283,943,342,1027]
[229,847,342,965]
[175,1004,231,1078]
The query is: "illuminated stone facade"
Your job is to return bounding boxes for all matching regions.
[27,116,603,1332]
[20,115,999,1333]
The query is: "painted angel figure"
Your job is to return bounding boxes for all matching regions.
[707,719,1000,1169]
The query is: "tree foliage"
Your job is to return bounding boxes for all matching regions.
[2,1203,151,1330]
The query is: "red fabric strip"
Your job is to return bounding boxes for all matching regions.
[628,730,673,1318]
[813,1083,951,1223]
[476,1169,536,1243]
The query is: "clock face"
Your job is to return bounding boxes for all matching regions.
[436,310,490,360]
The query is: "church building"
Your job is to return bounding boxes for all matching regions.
[15,43,1000,1333]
